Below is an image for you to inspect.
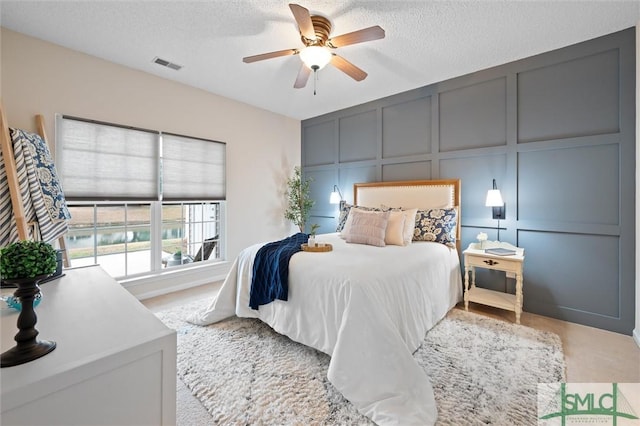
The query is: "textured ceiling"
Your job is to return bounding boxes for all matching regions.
[1,1,638,120]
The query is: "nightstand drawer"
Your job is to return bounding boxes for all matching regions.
[465,254,521,273]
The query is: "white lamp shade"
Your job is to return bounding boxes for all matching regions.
[485,189,504,207]
[329,191,341,204]
[300,46,332,70]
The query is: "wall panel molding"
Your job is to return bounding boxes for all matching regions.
[338,110,377,163]
[382,96,432,159]
[517,49,620,143]
[439,77,507,152]
[302,27,636,334]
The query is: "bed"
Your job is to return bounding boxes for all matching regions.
[188,179,463,425]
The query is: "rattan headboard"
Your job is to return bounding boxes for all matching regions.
[353,179,461,252]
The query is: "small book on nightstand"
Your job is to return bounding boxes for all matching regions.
[485,247,517,256]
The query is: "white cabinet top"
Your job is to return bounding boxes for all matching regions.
[1,265,175,408]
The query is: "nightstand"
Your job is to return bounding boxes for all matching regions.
[463,241,525,324]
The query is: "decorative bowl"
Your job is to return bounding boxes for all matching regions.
[1,292,42,311]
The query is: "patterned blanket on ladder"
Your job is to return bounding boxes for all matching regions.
[0,128,70,245]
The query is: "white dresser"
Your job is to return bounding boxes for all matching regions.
[0,265,176,426]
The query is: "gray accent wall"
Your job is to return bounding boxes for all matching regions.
[301,28,636,335]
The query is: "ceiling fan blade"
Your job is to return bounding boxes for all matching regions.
[331,54,367,81]
[328,25,385,48]
[294,64,311,88]
[243,49,297,63]
[289,3,316,41]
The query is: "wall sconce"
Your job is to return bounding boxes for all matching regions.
[329,185,343,204]
[485,179,505,220]
[485,179,505,240]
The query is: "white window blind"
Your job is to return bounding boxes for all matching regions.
[55,115,226,202]
[162,133,226,201]
[56,115,159,201]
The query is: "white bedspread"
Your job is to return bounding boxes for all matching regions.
[188,233,463,425]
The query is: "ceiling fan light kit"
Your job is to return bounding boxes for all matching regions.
[299,46,332,70]
[242,3,385,92]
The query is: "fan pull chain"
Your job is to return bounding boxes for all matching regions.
[314,70,318,95]
[312,65,319,96]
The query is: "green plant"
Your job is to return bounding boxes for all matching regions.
[309,224,320,236]
[0,241,57,280]
[284,166,315,233]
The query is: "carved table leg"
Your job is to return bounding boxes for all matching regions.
[471,267,476,289]
[464,265,470,310]
[515,273,523,324]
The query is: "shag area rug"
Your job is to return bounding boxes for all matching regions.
[156,301,565,425]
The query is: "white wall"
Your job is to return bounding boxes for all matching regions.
[1,28,300,296]
[635,22,640,347]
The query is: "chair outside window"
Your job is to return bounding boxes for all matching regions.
[193,235,218,262]
[162,235,218,267]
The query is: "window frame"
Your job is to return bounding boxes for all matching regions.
[55,114,227,280]
[64,200,226,280]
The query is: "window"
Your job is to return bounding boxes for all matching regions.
[65,202,223,278]
[56,115,226,279]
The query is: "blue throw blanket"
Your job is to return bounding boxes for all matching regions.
[249,232,308,310]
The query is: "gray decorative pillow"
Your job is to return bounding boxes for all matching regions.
[345,210,389,247]
[336,203,379,232]
[413,207,457,247]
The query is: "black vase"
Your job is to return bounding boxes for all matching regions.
[1,275,56,368]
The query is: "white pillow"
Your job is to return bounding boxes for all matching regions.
[401,208,418,245]
[379,205,418,246]
[344,210,389,247]
[385,210,406,246]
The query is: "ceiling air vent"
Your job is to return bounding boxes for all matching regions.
[152,57,183,71]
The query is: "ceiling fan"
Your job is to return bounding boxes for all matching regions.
[242,3,385,90]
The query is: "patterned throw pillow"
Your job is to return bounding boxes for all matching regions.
[336,203,353,232]
[413,207,458,247]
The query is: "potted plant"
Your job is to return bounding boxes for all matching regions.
[167,250,193,267]
[1,240,58,282]
[0,240,58,368]
[307,223,320,247]
[284,166,315,233]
